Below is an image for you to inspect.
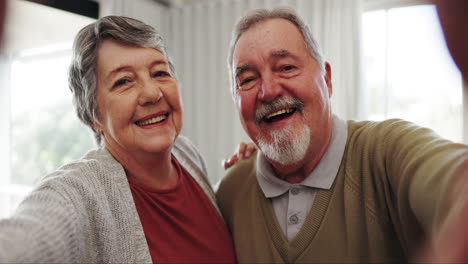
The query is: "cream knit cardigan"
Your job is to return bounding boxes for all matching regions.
[0,135,218,263]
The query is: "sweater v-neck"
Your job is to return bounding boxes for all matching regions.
[258,181,334,262]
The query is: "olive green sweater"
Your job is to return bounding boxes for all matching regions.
[217,119,468,263]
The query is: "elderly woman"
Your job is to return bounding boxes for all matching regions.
[0,16,251,263]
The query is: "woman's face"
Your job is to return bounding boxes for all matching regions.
[94,39,183,159]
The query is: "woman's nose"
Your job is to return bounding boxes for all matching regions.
[138,79,162,106]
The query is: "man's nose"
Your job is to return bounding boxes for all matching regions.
[258,75,282,101]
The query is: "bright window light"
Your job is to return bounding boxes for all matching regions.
[10,51,95,187]
[0,49,95,218]
[362,5,463,143]
[0,1,96,218]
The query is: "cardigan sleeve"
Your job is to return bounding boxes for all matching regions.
[0,182,84,263]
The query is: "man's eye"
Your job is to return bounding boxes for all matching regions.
[240,77,256,86]
[153,71,170,78]
[237,77,257,91]
[281,65,296,72]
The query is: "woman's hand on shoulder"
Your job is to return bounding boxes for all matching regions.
[222,142,257,170]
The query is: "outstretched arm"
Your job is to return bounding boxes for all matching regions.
[415,160,468,263]
[0,185,83,263]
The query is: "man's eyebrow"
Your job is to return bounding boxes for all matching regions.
[270,49,300,60]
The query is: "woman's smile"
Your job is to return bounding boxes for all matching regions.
[135,112,170,128]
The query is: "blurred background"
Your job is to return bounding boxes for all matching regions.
[0,0,465,217]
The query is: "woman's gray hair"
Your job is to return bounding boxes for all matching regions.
[69,16,175,145]
[227,7,324,95]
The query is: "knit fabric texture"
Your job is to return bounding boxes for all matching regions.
[217,119,468,263]
[0,135,217,263]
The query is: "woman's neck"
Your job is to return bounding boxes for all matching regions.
[106,145,178,190]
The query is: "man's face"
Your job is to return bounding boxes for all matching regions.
[231,18,333,166]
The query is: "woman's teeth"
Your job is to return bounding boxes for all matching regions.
[136,115,167,126]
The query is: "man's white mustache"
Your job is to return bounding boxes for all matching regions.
[254,97,304,125]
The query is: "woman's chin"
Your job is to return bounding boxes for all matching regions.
[139,135,177,155]
[104,136,176,159]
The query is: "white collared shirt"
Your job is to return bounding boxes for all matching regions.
[256,115,348,241]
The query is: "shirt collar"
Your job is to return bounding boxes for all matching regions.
[256,115,348,198]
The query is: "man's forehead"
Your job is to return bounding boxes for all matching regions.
[234,49,298,71]
[233,18,305,61]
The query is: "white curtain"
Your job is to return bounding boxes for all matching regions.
[97,0,363,184]
[99,0,170,40]
[170,0,363,184]
[0,56,11,190]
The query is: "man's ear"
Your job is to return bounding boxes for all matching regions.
[324,61,333,97]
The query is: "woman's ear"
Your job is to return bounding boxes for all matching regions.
[92,122,103,135]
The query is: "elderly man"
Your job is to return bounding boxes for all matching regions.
[216,7,468,263]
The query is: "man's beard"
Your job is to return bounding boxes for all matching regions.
[255,97,310,166]
[257,125,311,166]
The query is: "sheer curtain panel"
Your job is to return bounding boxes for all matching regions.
[170,0,362,184]
[99,0,170,40]
[96,0,362,184]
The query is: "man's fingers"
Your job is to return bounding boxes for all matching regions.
[223,155,239,170]
[245,142,257,158]
[236,142,247,159]
[224,142,257,170]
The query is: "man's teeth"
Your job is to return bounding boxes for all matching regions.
[265,108,294,119]
[137,115,167,126]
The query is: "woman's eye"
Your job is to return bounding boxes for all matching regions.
[113,78,131,88]
[153,71,170,78]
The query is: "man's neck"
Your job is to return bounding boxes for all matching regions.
[270,122,333,184]
[271,150,326,183]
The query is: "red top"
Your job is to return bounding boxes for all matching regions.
[128,157,237,264]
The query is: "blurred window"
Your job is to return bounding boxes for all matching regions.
[362,4,463,143]
[0,1,95,218]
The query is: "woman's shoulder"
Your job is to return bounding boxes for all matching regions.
[173,135,207,171]
[173,135,201,158]
[40,148,126,192]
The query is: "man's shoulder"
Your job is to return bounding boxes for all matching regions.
[348,118,434,136]
[217,152,257,201]
[220,151,257,186]
[348,118,418,133]
[346,118,439,144]
[216,152,258,221]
